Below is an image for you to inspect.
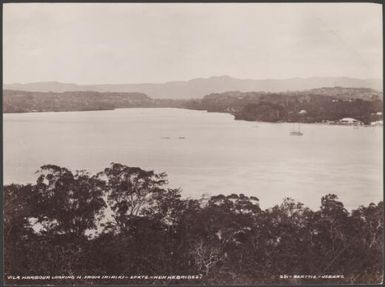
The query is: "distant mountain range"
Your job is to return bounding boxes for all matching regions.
[4,76,382,99]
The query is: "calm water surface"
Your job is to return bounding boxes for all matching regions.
[4,108,383,210]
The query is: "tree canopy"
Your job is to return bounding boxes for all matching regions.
[4,163,383,285]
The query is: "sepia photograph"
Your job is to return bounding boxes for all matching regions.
[2,2,384,286]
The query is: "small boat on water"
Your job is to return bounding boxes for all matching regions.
[290,123,303,136]
[290,131,303,136]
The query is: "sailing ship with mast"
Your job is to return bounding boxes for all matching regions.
[290,122,303,136]
[290,109,307,136]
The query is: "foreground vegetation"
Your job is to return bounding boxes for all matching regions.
[4,163,383,285]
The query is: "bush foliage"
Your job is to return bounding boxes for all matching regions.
[4,163,383,285]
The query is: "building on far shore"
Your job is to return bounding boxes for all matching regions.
[338,117,363,125]
[298,109,307,115]
[370,120,383,126]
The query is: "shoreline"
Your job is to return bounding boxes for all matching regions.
[4,107,383,127]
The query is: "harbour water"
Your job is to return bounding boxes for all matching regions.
[3,108,383,210]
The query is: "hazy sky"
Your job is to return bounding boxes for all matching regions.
[3,3,383,84]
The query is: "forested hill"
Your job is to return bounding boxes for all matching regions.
[295,87,383,100]
[3,90,152,113]
[184,87,383,124]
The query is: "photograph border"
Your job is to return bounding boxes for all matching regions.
[1,1,384,287]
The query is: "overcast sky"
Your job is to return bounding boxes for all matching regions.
[3,3,383,84]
